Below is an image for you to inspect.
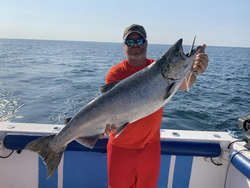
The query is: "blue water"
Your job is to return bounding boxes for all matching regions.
[0,39,249,137]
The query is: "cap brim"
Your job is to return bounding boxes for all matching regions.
[123,31,146,40]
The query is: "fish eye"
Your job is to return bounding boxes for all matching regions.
[175,52,178,56]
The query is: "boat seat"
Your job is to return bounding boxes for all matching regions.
[3,134,221,157]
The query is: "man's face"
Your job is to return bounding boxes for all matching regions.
[123,33,147,61]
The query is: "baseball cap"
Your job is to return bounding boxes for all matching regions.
[123,24,147,40]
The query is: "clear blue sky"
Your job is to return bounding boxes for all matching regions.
[1,0,249,47]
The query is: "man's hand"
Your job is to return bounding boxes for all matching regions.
[99,124,118,139]
[192,44,209,74]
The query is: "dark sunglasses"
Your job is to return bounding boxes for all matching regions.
[124,38,146,47]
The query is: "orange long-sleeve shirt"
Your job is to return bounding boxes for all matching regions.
[106,59,163,149]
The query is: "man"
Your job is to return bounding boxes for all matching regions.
[105,24,208,188]
[101,24,209,188]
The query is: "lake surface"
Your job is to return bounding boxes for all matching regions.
[0,39,249,137]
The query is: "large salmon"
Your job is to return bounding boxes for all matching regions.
[25,39,203,178]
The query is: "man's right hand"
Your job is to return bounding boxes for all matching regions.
[99,124,117,139]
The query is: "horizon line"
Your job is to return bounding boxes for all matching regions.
[0,37,249,48]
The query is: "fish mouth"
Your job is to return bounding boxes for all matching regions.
[182,36,203,67]
[184,46,201,57]
[185,36,203,58]
[180,46,201,68]
[171,38,202,81]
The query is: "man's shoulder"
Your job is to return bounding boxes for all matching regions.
[108,59,130,76]
[111,59,128,70]
[146,58,155,64]
[111,58,154,69]
[106,60,128,83]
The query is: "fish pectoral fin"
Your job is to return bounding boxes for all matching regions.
[99,81,120,94]
[64,117,72,125]
[114,122,129,137]
[76,134,100,149]
[164,82,175,100]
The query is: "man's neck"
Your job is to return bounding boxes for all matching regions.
[127,57,147,67]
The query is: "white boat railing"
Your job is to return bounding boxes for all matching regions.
[1,122,250,188]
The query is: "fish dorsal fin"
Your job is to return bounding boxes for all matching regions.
[99,81,120,94]
[164,82,175,100]
[114,122,129,137]
[75,134,100,149]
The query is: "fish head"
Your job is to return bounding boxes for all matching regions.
[160,38,203,82]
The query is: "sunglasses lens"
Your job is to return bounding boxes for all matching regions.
[125,39,134,46]
[136,38,145,45]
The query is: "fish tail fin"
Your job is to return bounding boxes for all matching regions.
[25,135,66,179]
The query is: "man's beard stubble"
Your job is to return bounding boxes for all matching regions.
[126,47,147,62]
